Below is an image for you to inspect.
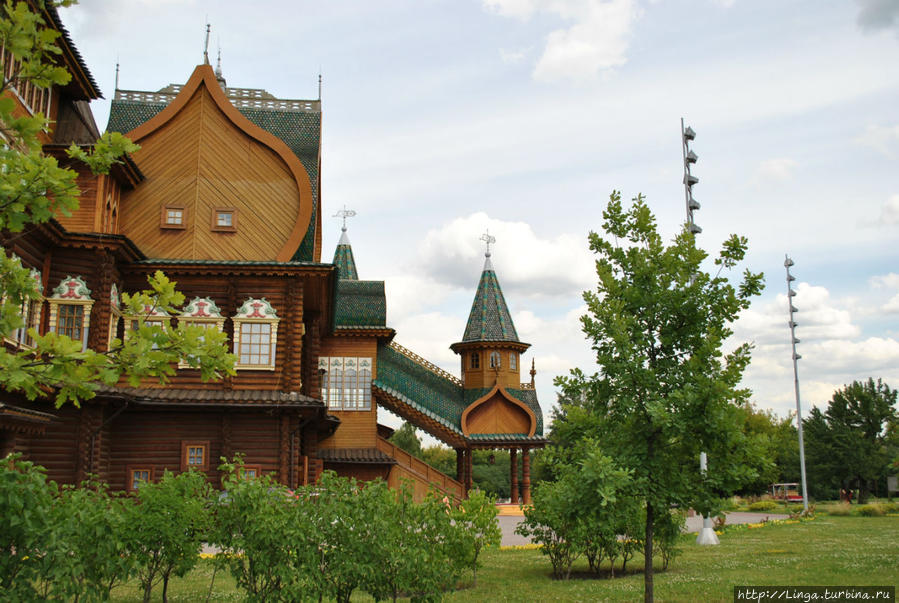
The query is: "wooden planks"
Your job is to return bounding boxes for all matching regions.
[119,85,304,261]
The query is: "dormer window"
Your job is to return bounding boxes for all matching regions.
[212,208,237,232]
[232,298,279,370]
[47,276,94,351]
[161,205,186,229]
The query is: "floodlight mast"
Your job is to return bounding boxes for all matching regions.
[682,119,718,546]
[785,255,809,512]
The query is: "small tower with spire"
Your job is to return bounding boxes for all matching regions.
[332,206,358,280]
[450,232,529,390]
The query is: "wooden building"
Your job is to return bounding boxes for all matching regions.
[1,5,544,500]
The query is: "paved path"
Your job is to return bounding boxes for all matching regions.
[498,511,790,547]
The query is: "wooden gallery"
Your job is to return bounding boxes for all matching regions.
[0,5,546,502]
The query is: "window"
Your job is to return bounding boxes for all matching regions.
[126,466,154,492]
[489,351,501,369]
[122,298,170,344]
[319,357,373,411]
[10,268,43,348]
[510,352,517,370]
[212,207,237,232]
[470,352,480,369]
[47,276,94,351]
[232,298,279,370]
[181,441,210,471]
[240,465,262,479]
[178,297,225,368]
[161,205,186,229]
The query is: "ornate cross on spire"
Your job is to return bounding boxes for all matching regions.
[203,23,211,65]
[333,206,357,232]
[480,230,496,258]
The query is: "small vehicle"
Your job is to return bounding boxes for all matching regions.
[770,483,803,502]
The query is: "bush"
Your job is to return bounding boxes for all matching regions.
[857,503,885,517]
[748,500,778,511]
[827,502,853,516]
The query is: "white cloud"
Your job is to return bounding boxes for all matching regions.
[884,294,899,313]
[870,272,899,289]
[500,48,528,64]
[879,194,899,224]
[755,158,798,183]
[484,0,643,82]
[414,212,595,300]
[856,0,899,34]
[854,123,899,157]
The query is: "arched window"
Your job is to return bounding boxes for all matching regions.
[470,352,480,369]
[489,351,501,369]
[510,352,517,370]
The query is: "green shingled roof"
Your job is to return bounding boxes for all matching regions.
[106,97,321,261]
[374,342,543,437]
[332,230,358,280]
[334,280,386,328]
[460,256,520,343]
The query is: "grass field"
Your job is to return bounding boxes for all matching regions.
[110,516,898,602]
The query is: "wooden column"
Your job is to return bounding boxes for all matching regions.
[456,448,464,482]
[521,446,531,504]
[510,447,519,504]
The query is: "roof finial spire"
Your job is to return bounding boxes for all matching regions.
[334,205,356,233]
[318,71,322,101]
[114,58,120,92]
[203,22,211,65]
[215,46,222,76]
[480,230,495,258]
[530,358,536,386]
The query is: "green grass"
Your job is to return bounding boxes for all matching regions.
[110,516,898,602]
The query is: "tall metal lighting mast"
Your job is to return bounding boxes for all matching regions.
[682,119,718,546]
[784,256,809,512]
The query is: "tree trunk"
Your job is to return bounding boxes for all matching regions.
[645,501,654,603]
[162,572,170,603]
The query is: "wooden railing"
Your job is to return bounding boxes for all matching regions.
[388,341,463,387]
[377,437,463,500]
[115,88,320,113]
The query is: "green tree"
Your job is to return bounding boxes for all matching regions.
[556,192,764,601]
[124,470,212,603]
[450,489,501,586]
[806,378,897,503]
[420,444,456,475]
[0,0,235,407]
[388,421,422,456]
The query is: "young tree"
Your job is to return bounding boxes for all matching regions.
[0,0,234,407]
[806,378,898,502]
[556,192,764,602]
[388,421,422,456]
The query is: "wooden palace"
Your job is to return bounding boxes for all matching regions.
[0,4,545,501]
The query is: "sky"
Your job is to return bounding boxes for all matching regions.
[61,0,899,440]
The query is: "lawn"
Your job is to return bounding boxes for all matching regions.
[111,516,898,602]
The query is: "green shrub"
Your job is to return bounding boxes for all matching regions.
[857,503,885,517]
[827,502,852,516]
[748,500,778,511]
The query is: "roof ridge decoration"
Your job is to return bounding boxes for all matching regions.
[122,64,314,263]
[388,341,463,387]
[115,86,320,113]
[458,233,520,344]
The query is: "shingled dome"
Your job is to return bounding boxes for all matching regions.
[459,254,520,344]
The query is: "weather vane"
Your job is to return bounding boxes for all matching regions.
[333,206,357,232]
[480,230,496,257]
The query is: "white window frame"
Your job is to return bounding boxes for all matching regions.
[47,276,94,352]
[232,298,279,370]
[319,356,373,411]
[178,297,225,368]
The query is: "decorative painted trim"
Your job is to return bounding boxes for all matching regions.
[50,275,91,300]
[233,298,279,370]
[181,297,223,318]
[47,276,94,351]
[234,298,278,319]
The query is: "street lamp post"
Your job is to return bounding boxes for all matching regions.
[784,255,809,512]
[682,118,718,545]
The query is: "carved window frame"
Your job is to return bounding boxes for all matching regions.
[47,276,94,352]
[319,356,373,411]
[178,297,225,368]
[232,298,279,370]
